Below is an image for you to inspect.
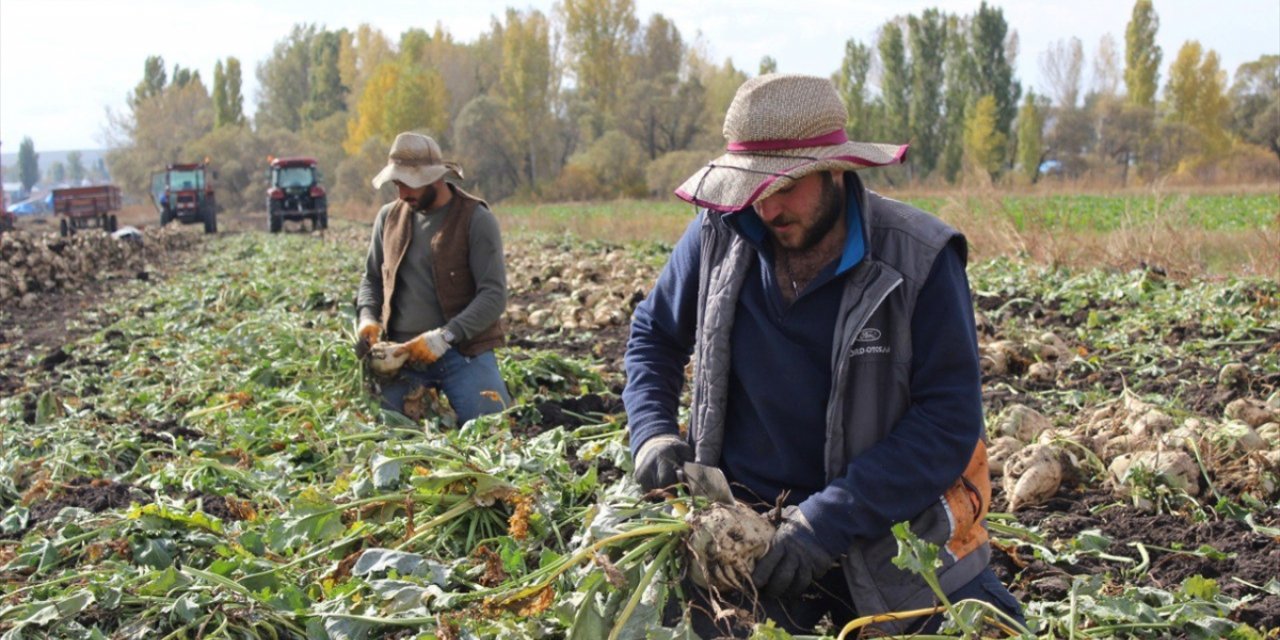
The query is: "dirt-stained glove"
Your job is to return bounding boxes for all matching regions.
[367,341,408,376]
[751,506,837,600]
[634,434,694,491]
[356,317,383,360]
[395,327,452,365]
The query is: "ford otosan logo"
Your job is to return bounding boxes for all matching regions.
[857,328,882,343]
[850,327,890,357]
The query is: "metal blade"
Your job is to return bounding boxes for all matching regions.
[682,462,734,504]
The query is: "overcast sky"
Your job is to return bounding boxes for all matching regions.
[2,0,1277,153]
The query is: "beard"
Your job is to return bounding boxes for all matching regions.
[407,184,438,212]
[793,173,845,251]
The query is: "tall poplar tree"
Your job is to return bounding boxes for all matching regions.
[1015,91,1047,182]
[964,95,1005,178]
[877,22,910,143]
[212,57,246,128]
[304,30,347,124]
[131,56,167,108]
[970,1,1021,157]
[939,15,972,183]
[224,58,245,126]
[17,137,39,194]
[908,9,946,177]
[835,39,875,141]
[1124,0,1161,109]
[212,60,229,128]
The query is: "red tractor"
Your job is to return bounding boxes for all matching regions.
[266,156,327,232]
[151,161,218,233]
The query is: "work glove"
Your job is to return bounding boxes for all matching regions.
[367,341,408,376]
[356,317,382,360]
[396,327,452,365]
[751,506,837,600]
[633,434,694,491]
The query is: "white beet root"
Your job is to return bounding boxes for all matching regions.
[1003,444,1068,511]
[684,502,774,592]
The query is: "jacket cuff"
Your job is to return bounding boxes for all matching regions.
[798,493,858,559]
[628,424,683,459]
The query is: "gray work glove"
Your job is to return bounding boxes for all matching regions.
[751,506,837,599]
[633,434,694,491]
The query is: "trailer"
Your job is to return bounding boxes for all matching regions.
[52,185,122,237]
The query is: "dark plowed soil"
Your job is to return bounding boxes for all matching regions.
[991,486,1280,631]
[27,478,153,525]
[185,491,247,522]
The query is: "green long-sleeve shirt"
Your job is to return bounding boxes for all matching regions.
[357,198,507,344]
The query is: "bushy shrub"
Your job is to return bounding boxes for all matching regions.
[645,150,712,197]
[550,130,647,200]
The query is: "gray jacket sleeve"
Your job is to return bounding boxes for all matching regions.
[356,205,390,325]
[446,204,507,341]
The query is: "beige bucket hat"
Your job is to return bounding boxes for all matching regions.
[371,132,464,189]
[675,73,908,212]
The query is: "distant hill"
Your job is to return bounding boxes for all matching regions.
[0,148,109,175]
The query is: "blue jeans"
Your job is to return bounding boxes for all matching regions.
[378,349,511,424]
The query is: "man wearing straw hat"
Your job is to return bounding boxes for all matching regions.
[355,132,511,424]
[623,74,1023,636]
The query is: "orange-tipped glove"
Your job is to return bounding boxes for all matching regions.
[356,317,383,359]
[395,328,453,365]
[367,341,408,376]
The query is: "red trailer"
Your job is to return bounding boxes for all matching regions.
[53,185,122,237]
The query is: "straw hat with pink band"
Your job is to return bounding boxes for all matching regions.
[675,73,909,213]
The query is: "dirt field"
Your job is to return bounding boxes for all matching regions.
[1,222,1277,636]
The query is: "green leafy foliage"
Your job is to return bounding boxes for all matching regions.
[0,231,1273,639]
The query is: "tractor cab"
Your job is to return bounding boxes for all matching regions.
[266,156,327,232]
[151,161,218,233]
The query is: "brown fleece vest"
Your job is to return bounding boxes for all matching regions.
[379,184,505,356]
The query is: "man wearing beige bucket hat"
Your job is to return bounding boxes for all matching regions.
[355,132,511,425]
[623,74,1023,636]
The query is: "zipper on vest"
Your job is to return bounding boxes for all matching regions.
[824,271,902,482]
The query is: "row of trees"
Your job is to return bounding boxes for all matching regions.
[1009,2,1278,185]
[6,140,108,197]
[104,0,1278,214]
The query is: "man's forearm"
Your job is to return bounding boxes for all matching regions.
[443,285,506,340]
[356,271,383,323]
